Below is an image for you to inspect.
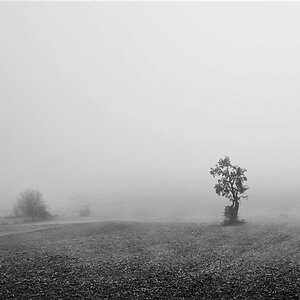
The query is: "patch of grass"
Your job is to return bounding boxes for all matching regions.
[0,221,299,299]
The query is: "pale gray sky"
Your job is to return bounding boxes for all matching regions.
[1,2,300,218]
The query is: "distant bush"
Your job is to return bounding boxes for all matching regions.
[223,205,234,224]
[222,206,245,226]
[13,189,52,222]
[79,204,90,217]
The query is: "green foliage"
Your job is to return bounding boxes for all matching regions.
[210,156,249,202]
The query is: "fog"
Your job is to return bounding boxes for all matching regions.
[1,2,300,220]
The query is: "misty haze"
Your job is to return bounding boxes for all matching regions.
[0,2,299,299]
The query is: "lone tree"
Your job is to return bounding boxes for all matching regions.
[210,156,249,225]
[14,189,51,222]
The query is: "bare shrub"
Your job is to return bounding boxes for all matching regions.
[79,204,90,217]
[13,189,51,222]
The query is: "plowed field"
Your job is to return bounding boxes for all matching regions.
[0,221,299,299]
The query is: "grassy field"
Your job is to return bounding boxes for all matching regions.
[0,220,299,299]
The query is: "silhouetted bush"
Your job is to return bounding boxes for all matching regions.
[13,189,52,222]
[222,206,245,226]
[79,204,90,217]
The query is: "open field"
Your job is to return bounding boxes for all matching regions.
[0,220,299,299]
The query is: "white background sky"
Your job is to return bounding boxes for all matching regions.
[1,2,300,219]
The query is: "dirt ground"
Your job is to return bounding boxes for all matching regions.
[0,220,299,299]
